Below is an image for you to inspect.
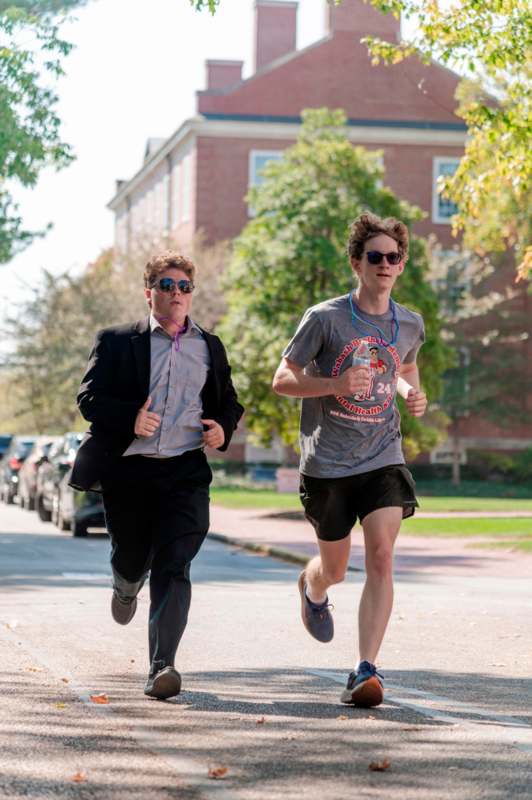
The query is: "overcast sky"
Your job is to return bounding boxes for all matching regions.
[2,0,330,313]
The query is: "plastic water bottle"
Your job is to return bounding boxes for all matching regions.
[352,341,371,400]
[352,340,371,369]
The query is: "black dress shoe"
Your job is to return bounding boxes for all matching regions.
[144,666,181,700]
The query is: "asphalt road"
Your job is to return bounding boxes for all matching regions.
[1,502,531,799]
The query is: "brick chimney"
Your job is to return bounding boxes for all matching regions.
[325,0,400,41]
[254,0,298,73]
[205,60,243,90]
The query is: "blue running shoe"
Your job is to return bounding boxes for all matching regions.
[340,661,384,707]
[297,571,334,642]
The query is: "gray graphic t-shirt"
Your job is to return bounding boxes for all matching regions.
[283,294,425,478]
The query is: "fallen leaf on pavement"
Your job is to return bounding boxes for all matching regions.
[61,678,69,683]
[256,717,266,724]
[399,726,423,732]
[208,766,228,780]
[55,702,66,709]
[367,714,376,720]
[89,693,109,704]
[369,759,391,772]
[5,620,18,630]
[130,659,135,663]
[26,666,44,673]
[337,715,348,720]
[71,771,88,783]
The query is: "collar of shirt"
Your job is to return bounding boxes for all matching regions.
[149,313,202,338]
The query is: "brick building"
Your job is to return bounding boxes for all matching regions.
[109,0,532,463]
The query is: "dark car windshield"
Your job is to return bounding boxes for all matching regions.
[14,440,36,458]
[0,436,13,450]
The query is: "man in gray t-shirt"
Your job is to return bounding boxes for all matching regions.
[273,212,427,709]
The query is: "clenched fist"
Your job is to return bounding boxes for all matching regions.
[334,365,371,396]
[134,396,161,437]
[405,388,427,417]
[201,418,225,449]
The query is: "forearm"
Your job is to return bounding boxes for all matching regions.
[272,366,337,398]
[398,364,420,392]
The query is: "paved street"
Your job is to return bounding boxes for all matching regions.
[1,502,531,799]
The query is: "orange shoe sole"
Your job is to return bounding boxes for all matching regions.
[340,676,383,708]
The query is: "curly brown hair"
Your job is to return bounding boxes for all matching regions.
[143,251,195,288]
[347,212,409,262]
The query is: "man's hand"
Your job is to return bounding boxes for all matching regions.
[134,396,161,437]
[201,419,225,449]
[335,365,371,396]
[406,388,427,417]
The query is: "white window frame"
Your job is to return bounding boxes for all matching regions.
[432,156,461,224]
[248,149,284,216]
[171,162,181,230]
[181,155,191,223]
[162,173,169,234]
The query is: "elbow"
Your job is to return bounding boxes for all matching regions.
[272,372,285,396]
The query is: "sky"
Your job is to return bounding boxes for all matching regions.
[2,0,328,314]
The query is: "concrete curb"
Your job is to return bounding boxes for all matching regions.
[207,531,363,572]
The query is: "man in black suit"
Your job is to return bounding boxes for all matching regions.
[71,251,243,700]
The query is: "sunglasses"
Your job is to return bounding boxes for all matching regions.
[152,277,195,294]
[365,250,402,266]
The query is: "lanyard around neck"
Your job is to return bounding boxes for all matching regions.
[348,293,399,348]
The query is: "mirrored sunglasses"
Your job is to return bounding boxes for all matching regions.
[153,277,195,294]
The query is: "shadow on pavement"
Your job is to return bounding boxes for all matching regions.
[1,668,531,799]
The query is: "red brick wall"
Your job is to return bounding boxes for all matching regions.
[195,136,463,248]
[198,33,461,126]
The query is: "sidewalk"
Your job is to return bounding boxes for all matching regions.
[209,504,532,579]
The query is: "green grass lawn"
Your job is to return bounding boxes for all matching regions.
[401,517,532,538]
[210,486,532,513]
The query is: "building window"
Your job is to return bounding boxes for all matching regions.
[162,173,169,234]
[172,162,180,229]
[181,155,191,223]
[432,157,460,224]
[248,150,284,216]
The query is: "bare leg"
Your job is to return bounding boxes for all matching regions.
[358,506,402,664]
[305,534,351,604]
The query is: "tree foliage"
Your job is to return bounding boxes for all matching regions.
[0,1,82,262]
[189,0,219,12]
[364,0,532,280]
[217,108,452,460]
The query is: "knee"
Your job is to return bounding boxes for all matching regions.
[365,545,393,579]
[321,565,347,586]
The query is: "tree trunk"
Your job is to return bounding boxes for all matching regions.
[451,432,461,486]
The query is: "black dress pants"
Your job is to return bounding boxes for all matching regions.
[101,449,211,676]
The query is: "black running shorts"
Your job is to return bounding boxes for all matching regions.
[299,464,418,542]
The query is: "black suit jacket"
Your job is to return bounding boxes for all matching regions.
[70,317,244,491]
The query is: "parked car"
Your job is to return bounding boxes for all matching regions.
[54,471,106,538]
[36,431,105,537]
[36,433,83,522]
[0,434,13,461]
[0,436,36,504]
[18,437,60,511]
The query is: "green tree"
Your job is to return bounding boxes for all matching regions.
[364,0,531,280]
[217,108,451,460]
[0,1,84,262]
[429,242,529,483]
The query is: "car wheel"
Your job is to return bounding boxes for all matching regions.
[72,519,88,538]
[57,503,71,532]
[37,494,52,522]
